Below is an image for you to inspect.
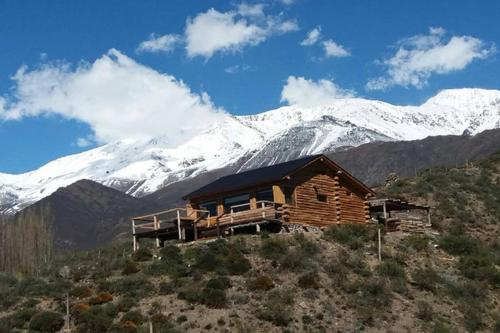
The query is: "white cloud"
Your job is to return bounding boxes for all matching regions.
[137,33,181,53]
[323,39,350,58]
[280,76,354,107]
[224,64,252,74]
[76,137,93,148]
[301,26,321,46]
[366,27,496,90]
[0,49,225,145]
[280,0,295,5]
[236,3,265,17]
[185,7,298,58]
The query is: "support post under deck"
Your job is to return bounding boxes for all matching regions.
[177,210,182,241]
[132,219,137,252]
[154,215,160,248]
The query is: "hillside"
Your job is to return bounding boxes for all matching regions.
[0,153,499,332]
[1,88,500,213]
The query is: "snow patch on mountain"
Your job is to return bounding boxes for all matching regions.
[1,88,500,213]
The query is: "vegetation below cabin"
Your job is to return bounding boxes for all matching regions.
[0,152,499,332]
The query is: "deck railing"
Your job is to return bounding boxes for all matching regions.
[226,200,281,224]
[132,208,210,247]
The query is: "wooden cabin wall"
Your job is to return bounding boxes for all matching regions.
[284,168,339,227]
[337,177,369,224]
[284,165,369,227]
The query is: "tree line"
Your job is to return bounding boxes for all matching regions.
[0,207,53,276]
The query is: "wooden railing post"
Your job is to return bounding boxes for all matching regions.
[177,210,182,241]
[132,219,137,252]
[153,215,160,248]
[230,208,234,223]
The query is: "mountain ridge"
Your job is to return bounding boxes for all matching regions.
[1,88,500,213]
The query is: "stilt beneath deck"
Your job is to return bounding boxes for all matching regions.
[256,223,261,234]
[154,216,160,248]
[177,210,182,241]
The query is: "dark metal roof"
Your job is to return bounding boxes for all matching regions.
[183,154,322,200]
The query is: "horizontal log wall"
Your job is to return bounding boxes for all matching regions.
[285,163,369,227]
[338,178,369,224]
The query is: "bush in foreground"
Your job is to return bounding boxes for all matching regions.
[29,311,65,333]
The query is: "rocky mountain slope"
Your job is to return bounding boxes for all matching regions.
[1,88,500,214]
[1,151,499,332]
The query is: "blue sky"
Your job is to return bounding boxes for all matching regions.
[1,0,499,173]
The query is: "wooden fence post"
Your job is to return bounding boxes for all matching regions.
[378,227,382,262]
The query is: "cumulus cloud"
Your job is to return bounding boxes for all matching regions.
[0,49,225,145]
[301,26,321,46]
[280,76,354,107]
[185,6,298,58]
[366,27,496,90]
[137,33,181,53]
[323,39,350,58]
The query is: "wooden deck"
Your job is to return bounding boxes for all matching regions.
[131,201,282,249]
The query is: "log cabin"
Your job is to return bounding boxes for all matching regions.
[131,154,375,250]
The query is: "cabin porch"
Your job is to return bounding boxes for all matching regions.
[131,200,283,250]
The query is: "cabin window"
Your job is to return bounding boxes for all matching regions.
[224,194,250,213]
[284,186,295,205]
[199,201,217,217]
[256,188,273,203]
[314,186,327,203]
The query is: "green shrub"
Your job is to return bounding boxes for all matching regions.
[416,301,433,321]
[458,253,500,287]
[297,271,321,289]
[439,234,479,256]
[151,313,178,332]
[256,288,294,326]
[100,277,155,299]
[293,232,320,256]
[463,304,485,332]
[70,285,93,298]
[121,261,140,275]
[411,266,440,293]
[247,275,275,291]
[403,234,430,252]
[376,260,406,280]
[133,248,152,262]
[144,261,171,276]
[2,307,36,330]
[159,281,176,295]
[117,297,135,313]
[347,278,392,325]
[77,307,113,333]
[205,276,232,290]
[192,239,251,275]
[121,310,144,325]
[176,315,188,323]
[29,311,65,333]
[260,237,289,261]
[200,286,227,308]
[160,244,183,263]
[323,224,374,250]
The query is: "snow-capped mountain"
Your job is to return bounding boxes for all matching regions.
[2,88,500,213]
